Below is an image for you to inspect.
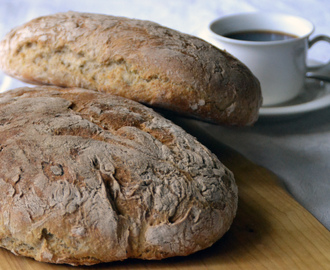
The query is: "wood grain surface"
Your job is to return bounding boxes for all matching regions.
[0,117,329,270]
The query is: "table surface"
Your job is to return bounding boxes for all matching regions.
[0,0,329,232]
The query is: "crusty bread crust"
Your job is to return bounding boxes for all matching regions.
[0,11,261,126]
[0,86,238,265]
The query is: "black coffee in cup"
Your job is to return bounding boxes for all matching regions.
[224,30,298,42]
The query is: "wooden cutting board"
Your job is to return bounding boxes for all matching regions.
[0,118,329,270]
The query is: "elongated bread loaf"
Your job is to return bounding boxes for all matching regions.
[0,86,238,265]
[0,11,261,126]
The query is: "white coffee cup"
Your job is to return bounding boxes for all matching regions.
[201,12,330,106]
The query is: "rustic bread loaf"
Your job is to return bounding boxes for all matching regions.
[0,11,261,126]
[0,86,238,265]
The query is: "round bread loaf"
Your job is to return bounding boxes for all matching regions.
[0,86,238,265]
[0,11,261,126]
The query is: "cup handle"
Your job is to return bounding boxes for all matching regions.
[307,35,330,71]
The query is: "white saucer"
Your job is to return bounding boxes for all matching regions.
[259,79,330,118]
